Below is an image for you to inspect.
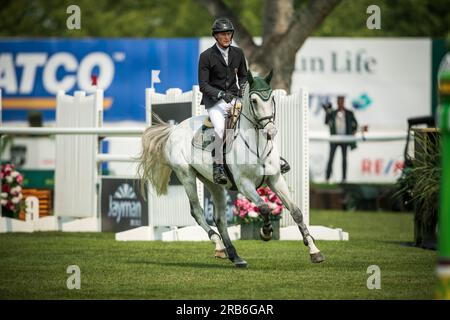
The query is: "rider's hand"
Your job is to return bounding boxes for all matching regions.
[219,91,234,104]
[224,92,235,103]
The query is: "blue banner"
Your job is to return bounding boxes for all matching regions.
[0,39,199,121]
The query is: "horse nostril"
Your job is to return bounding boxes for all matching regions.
[268,128,277,139]
[262,126,276,140]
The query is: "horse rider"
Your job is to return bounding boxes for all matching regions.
[198,17,291,185]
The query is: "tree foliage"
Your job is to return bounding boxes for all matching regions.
[1,0,449,91]
[2,0,448,38]
[0,0,213,37]
[314,0,450,38]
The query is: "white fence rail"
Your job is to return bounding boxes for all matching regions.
[0,86,408,239]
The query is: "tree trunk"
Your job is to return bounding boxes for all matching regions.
[249,48,296,92]
[262,0,293,45]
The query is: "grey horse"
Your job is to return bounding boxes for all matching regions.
[138,70,325,267]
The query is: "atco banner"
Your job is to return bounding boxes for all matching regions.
[0,39,198,121]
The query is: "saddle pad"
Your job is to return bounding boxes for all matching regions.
[191,125,234,153]
[203,117,214,128]
[192,125,216,152]
[203,101,241,129]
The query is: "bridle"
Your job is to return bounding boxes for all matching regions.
[231,82,276,180]
[238,83,276,131]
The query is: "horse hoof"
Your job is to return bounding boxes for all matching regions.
[310,252,325,263]
[215,249,227,259]
[260,228,272,242]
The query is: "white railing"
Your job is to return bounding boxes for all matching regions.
[0,86,410,236]
[309,132,407,143]
[0,127,145,136]
[0,128,407,142]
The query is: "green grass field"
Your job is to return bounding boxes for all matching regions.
[0,210,436,300]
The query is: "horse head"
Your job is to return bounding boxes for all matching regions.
[243,69,277,140]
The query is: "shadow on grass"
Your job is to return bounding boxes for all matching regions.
[129,259,249,270]
[385,241,437,251]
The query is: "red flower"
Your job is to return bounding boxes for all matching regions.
[272,207,282,215]
[234,186,285,224]
[4,164,12,174]
[2,184,10,193]
[7,201,14,211]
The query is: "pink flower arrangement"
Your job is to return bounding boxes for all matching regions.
[1,163,25,218]
[233,186,283,224]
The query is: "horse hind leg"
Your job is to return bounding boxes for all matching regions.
[209,231,227,259]
[172,166,216,243]
[198,175,247,267]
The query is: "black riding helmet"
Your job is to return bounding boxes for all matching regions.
[211,18,235,37]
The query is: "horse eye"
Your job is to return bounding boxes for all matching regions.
[251,98,257,104]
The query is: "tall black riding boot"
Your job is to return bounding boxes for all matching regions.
[212,132,227,185]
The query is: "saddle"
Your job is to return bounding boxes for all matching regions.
[192,101,242,152]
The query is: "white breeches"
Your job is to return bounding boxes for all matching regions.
[207,98,239,138]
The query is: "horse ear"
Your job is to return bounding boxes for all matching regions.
[264,69,273,85]
[247,70,254,85]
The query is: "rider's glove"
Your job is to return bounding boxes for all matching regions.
[218,91,234,104]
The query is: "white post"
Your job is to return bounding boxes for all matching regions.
[192,85,205,209]
[94,89,103,231]
[145,87,154,232]
[301,89,310,226]
[274,89,310,226]
[55,90,100,222]
[145,87,153,126]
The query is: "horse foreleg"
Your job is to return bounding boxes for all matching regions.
[267,174,325,263]
[236,179,274,241]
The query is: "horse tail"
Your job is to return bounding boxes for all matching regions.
[137,113,174,197]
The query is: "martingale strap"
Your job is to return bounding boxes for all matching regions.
[224,77,276,188]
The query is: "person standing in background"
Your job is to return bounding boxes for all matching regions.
[324,95,358,183]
